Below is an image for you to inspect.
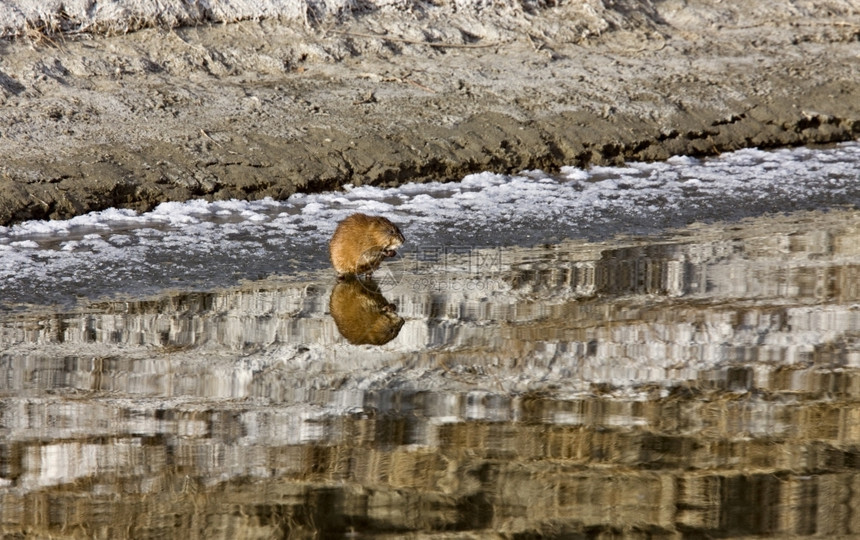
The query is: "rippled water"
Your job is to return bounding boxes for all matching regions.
[2,143,860,538]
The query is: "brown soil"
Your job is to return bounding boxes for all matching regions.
[0,1,858,225]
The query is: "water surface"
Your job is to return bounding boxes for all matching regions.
[2,144,860,538]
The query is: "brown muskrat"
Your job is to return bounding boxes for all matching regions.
[329,213,405,277]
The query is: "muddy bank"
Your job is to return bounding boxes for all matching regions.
[0,1,858,225]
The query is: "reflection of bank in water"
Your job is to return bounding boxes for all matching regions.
[503,208,860,304]
[2,209,860,537]
[329,276,404,345]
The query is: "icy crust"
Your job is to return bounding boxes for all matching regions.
[1,142,859,308]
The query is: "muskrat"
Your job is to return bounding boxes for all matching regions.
[329,213,405,276]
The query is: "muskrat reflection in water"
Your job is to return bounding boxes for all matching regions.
[329,213,405,277]
[329,277,404,345]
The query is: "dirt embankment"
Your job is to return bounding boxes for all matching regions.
[0,0,858,226]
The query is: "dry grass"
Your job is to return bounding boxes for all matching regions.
[19,18,67,48]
